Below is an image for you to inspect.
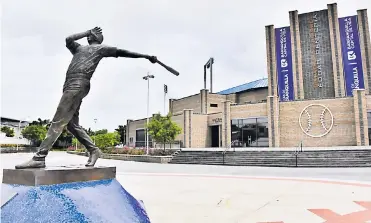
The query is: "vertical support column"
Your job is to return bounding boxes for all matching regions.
[200,89,209,114]
[357,9,371,95]
[168,99,173,114]
[221,101,231,148]
[183,109,193,148]
[219,125,222,148]
[353,89,369,146]
[328,3,345,98]
[126,119,133,146]
[265,25,278,97]
[267,96,280,147]
[289,10,305,100]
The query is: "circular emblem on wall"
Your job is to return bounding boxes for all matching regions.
[298,104,334,138]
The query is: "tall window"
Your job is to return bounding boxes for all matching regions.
[135,129,152,147]
[231,117,269,147]
[368,111,371,145]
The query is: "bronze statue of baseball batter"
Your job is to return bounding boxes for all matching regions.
[15,27,157,169]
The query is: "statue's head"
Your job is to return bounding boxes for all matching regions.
[87,33,104,45]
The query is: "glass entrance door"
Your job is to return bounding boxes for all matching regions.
[242,127,256,147]
[231,117,268,147]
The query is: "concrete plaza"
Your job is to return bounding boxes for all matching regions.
[1,152,371,223]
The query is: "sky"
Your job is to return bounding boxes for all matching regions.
[1,0,370,132]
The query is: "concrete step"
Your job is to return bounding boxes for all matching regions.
[169,150,371,167]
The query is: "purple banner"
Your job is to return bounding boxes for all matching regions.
[275,27,294,101]
[339,15,365,96]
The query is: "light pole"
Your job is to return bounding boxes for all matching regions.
[93,118,97,145]
[204,57,214,92]
[17,120,21,151]
[17,116,31,151]
[143,73,155,155]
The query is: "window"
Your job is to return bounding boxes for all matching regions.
[231,117,268,147]
[135,129,152,147]
[210,103,218,107]
[368,111,371,145]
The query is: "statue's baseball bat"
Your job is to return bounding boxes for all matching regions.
[157,60,179,76]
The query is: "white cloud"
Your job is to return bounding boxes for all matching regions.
[1,0,370,131]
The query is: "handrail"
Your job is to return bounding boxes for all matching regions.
[221,140,238,165]
[293,141,303,167]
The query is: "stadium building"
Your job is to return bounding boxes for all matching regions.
[127,3,371,149]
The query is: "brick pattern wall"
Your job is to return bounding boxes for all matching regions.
[126,119,133,146]
[208,93,227,114]
[367,95,371,109]
[231,103,267,119]
[237,88,268,104]
[267,96,280,147]
[183,109,194,148]
[357,9,371,95]
[327,3,345,98]
[353,89,369,146]
[126,118,148,145]
[172,113,185,142]
[191,114,210,148]
[172,94,201,114]
[289,10,305,100]
[200,89,208,114]
[222,101,231,148]
[266,25,278,97]
[280,97,356,147]
[299,10,335,99]
[208,112,223,126]
[226,94,237,103]
[127,114,185,147]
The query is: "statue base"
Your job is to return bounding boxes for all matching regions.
[1,166,151,223]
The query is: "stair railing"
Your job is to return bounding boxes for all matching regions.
[294,141,303,167]
[221,140,237,165]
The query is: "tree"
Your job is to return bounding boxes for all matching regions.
[146,113,182,150]
[29,118,50,127]
[82,127,94,136]
[29,118,72,148]
[94,129,108,135]
[56,127,74,148]
[1,126,15,137]
[115,125,126,144]
[91,132,120,149]
[21,125,47,146]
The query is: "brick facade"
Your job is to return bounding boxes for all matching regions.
[358,9,371,95]
[279,98,357,147]
[126,3,370,149]
[127,88,370,148]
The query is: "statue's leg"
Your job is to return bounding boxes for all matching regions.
[15,89,85,169]
[67,103,102,166]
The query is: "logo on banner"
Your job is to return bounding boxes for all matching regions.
[298,104,334,138]
[281,59,288,68]
[347,51,356,60]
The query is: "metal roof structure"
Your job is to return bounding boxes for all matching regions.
[216,78,268,95]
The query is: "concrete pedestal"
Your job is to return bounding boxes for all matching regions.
[1,165,151,223]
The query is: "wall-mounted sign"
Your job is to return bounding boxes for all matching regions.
[298,104,334,138]
[339,15,365,97]
[212,118,222,124]
[299,10,335,99]
[275,26,294,102]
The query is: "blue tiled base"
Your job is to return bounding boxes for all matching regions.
[1,179,151,223]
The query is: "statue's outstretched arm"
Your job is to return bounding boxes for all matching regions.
[116,49,150,59]
[116,49,157,63]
